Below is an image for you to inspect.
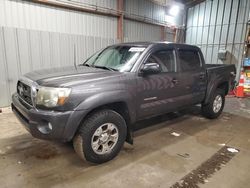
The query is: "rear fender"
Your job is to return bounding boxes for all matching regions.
[204,76,228,104]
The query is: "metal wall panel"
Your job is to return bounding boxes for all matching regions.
[124,20,162,42]
[186,0,250,74]
[165,27,175,42]
[3,28,21,97]
[124,19,175,42]
[75,0,117,10]
[0,27,10,106]
[17,29,32,74]
[125,0,165,22]
[0,0,117,38]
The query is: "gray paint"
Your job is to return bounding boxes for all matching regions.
[186,0,250,81]
[11,42,236,142]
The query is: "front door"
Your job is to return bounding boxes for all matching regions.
[136,48,183,119]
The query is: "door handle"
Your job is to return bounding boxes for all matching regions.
[199,73,205,79]
[172,78,179,84]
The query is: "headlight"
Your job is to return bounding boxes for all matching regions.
[36,87,71,107]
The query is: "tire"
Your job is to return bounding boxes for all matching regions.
[73,109,127,164]
[202,89,225,119]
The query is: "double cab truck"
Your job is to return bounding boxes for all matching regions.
[12,42,236,164]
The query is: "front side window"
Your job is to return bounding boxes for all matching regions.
[146,50,176,73]
[83,46,146,72]
[178,50,201,71]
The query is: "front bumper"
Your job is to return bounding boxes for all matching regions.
[12,93,85,142]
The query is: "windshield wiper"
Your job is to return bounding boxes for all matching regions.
[92,65,117,71]
[81,63,91,67]
[81,64,116,71]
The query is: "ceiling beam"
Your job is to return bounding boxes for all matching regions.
[29,0,120,17]
[185,0,206,8]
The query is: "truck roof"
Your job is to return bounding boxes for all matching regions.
[114,41,200,50]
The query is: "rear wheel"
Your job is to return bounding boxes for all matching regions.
[202,89,225,119]
[73,109,127,164]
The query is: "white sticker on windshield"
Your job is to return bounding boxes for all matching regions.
[129,47,145,52]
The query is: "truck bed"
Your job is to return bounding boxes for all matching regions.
[205,64,236,78]
[205,64,235,70]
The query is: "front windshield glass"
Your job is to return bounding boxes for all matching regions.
[83,46,146,72]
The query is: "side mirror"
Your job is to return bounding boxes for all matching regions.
[141,63,161,75]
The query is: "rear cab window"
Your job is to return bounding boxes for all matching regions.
[178,49,202,72]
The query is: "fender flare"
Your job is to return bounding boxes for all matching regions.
[63,90,136,143]
[204,79,229,104]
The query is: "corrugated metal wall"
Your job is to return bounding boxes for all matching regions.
[0,0,117,38]
[124,21,175,42]
[124,20,162,42]
[74,0,117,10]
[186,0,250,71]
[123,0,180,42]
[165,27,175,42]
[125,0,165,23]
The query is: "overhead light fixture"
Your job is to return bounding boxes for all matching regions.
[169,5,180,16]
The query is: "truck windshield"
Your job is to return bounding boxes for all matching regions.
[83,46,146,72]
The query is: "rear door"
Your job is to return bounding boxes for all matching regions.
[177,48,206,104]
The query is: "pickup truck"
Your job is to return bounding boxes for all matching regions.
[12,42,236,164]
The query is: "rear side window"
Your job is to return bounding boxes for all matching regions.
[147,50,176,72]
[178,50,201,71]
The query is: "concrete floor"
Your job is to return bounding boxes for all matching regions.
[0,97,250,188]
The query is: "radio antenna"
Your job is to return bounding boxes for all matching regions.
[74,44,77,68]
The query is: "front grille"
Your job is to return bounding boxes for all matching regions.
[17,81,33,106]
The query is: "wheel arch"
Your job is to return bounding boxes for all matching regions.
[204,80,229,104]
[217,81,229,95]
[82,101,133,144]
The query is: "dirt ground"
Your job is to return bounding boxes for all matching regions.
[0,97,250,188]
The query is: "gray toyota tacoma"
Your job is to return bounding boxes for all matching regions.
[12,42,236,164]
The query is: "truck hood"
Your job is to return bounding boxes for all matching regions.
[24,66,122,87]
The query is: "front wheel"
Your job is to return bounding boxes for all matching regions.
[73,109,127,164]
[201,89,225,119]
